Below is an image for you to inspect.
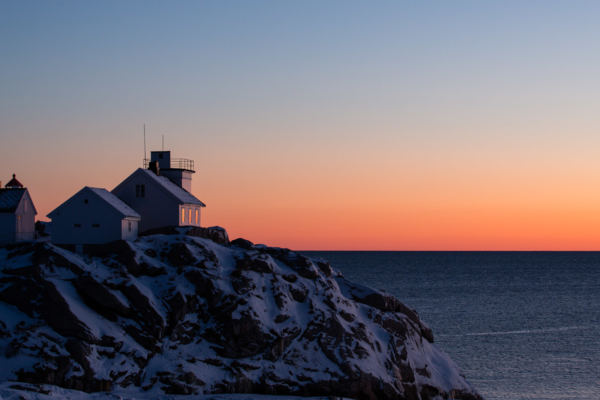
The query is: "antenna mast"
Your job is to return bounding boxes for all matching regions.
[143,124,146,166]
[162,135,164,151]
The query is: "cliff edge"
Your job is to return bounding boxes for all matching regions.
[0,231,481,400]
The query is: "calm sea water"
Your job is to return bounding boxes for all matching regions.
[300,251,600,400]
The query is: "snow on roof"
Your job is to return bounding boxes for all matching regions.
[140,169,206,207]
[0,188,25,213]
[87,188,141,218]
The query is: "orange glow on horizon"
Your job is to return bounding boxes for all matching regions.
[5,1,600,251]
[202,203,600,251]
[19,140,600,252]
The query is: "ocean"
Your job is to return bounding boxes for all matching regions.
[300,251,600,400]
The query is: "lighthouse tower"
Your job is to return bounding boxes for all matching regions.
[145,151,195,192]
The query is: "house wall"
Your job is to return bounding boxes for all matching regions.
[0,191,36,244]
[0,214,15,244]
[14,191,36,241]
[121,219,139,241]
[112,173,180,233]
[161,170,193,193]
[179,204,202,227]
[51,191,128,245]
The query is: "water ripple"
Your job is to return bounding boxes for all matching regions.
[439,325,592,337]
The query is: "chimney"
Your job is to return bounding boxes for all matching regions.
[148,161,160,176]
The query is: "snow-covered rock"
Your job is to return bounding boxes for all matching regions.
[139,226,230,244]
[0,233,481,400]
[0,382,350,400]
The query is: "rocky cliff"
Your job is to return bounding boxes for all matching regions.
[0,230,481,400]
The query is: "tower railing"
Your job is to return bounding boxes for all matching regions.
[143,158,195,172]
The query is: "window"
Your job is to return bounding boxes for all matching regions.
[181,208,186,223]
[84,199,89,204]
[24,199,28,213]
[128,221,132,232]
[17,215,21,220]
[159,153,163,159]
[189,209,192,225]
[195,209,199,225]
[74,224,81,228]
[135,184,146,198]
[92,224,100,228]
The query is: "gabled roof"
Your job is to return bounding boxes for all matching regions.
[87,188,141,218]
[47,187,141,220]
[140,169,206,207]
[115,168,205,207]
[0,189,26,213]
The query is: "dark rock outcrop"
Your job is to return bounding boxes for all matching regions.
[0,233,481,400]
[139,226,230,244]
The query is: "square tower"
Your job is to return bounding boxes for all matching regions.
[146,151,195,193]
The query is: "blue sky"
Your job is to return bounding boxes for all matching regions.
[3,1,600,249]
[4,1,600,142]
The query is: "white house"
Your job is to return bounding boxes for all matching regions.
[0,174,37,245]
[111,160,206,233]
[47,187,141,245]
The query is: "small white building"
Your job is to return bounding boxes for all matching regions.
[0,174,37,245]
[47,187,141,245]
[112,152,206,233]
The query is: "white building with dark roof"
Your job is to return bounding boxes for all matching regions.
[111,156,206,233]
[0,174,37,245]
[47,187,141,245]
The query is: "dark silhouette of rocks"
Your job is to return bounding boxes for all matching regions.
[0,231,481,400]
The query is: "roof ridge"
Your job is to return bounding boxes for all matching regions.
[87,187,141,218]
[141,169,206,207]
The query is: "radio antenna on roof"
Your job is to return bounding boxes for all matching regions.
[143,124,146,165]
[162,135,164,151]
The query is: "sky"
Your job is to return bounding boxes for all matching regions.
[2,1,600,250]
